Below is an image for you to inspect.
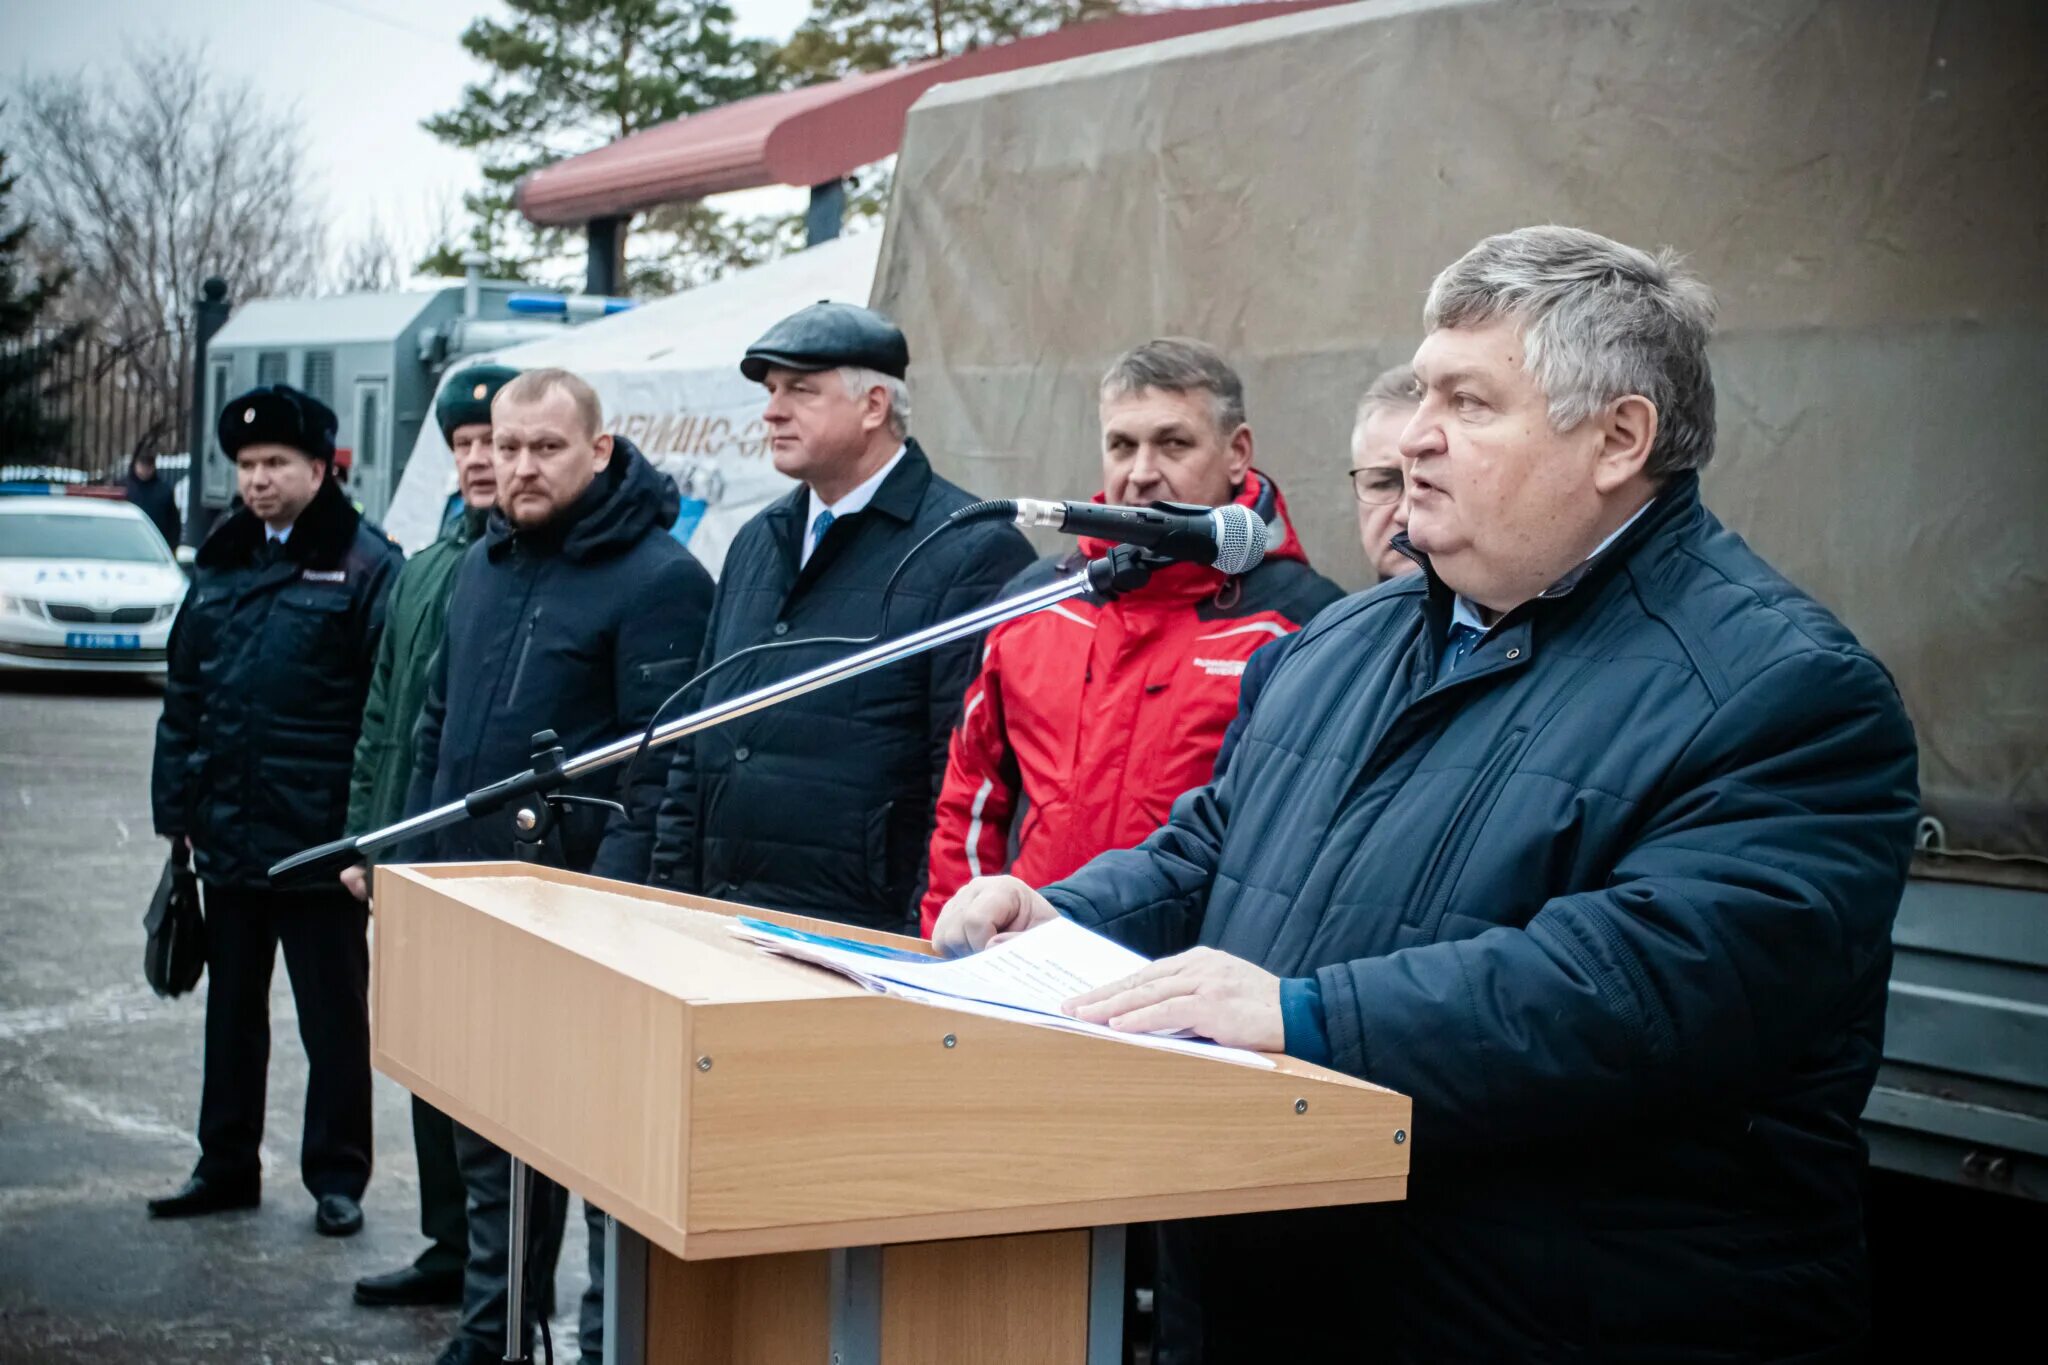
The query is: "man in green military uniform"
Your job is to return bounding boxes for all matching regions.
[341,363,518,1308]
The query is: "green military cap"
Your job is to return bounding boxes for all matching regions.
[435,364,521,442]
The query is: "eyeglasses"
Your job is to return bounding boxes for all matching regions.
[1348,466,1405,506]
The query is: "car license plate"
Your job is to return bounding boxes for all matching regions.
[66,632,141,650]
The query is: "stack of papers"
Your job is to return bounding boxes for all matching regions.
[726,916,1275,1070]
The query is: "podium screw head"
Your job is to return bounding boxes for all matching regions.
[514,808,539,833]
[942,1034,957,1049]
[1394,1129,1407,1144]
[696,1056,713,1072]
[1294,1098,1308,1114]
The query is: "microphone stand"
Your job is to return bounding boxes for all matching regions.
[269,546,1167,1365]
[269,546,1163,883]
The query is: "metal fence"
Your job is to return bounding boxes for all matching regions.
[0,327,188,481]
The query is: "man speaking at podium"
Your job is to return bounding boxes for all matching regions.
[933,228,1920,1364]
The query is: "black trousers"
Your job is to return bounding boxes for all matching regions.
[413,1095,469,1274]
[194,883,371,1199]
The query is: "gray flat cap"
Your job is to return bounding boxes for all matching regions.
[740,300,910,382]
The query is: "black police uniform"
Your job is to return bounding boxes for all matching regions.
[149,385,400,1219]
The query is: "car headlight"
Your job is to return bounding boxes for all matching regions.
[154,601,181,623]
[0,593,43,617]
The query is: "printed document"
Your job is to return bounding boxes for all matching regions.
[727,916,1275,1069]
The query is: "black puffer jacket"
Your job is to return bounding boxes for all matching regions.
[407,439,712,882]
[648,441,1035,932]
[1048,476,1920,1364]
[152,477,401,887]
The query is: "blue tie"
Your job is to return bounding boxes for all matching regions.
[810,508,836,552]
[1440,622,1484,681]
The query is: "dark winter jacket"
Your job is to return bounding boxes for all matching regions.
[406,440,712,883]
[151,477,402,888]
[343,508,483,862]
[1045,475,1920,1364]
[124,468,182,549]
[920,470,1342,933]
[648,440,1035,933]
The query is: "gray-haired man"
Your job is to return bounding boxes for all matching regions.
[934,226,1919,1362]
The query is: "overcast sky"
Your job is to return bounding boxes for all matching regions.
[2,0,815,256]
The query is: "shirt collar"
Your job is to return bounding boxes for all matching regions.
[266,523,294,546]
[1452,497,1655,635]
[803,444,906,563]
[808,444,907,524]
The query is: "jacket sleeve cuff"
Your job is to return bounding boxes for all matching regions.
[1280,976,1333,1067]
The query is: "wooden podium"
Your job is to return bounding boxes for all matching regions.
[372,863,1410,1364]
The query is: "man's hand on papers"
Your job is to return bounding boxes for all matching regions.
[1064,947,1285,1052]
[931,875,1061,956]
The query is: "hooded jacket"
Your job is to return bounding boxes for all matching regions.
[919,470,1342,933]
[406,439,712,882]
[151,476,401,887]
[1043,475,1919,1363]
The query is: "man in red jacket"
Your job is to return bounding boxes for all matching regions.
[921,338,1343,935]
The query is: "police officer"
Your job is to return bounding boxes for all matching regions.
[148,384,401,1236]
[342,364,518,1307]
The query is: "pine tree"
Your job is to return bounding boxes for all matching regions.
[423,0,783,288]
[778,0,1124,81]
[0,135,75,464]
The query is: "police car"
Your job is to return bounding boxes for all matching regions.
[0,494,187,674]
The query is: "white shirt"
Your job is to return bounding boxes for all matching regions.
[801,445,906,567]
[266,523,294,546]
[1451,498,1655,637]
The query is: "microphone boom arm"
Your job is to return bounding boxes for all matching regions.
[269,549,1158,883]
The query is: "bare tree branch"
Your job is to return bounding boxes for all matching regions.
[8,48,325,446]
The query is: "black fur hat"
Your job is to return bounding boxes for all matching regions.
[218,384,338,465]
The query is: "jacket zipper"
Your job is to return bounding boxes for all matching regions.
[505,606,542,706]
[1410,728,1527,941]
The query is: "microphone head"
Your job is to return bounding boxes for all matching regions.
[1207,503,1267,575]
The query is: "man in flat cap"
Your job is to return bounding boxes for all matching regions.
[341,362,516,1309]
[149,383,401,1236]
[648,302,1033,931]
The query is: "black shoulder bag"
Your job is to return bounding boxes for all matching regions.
[144,842,206,998]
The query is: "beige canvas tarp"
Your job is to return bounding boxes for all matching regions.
[873,0,2048,882]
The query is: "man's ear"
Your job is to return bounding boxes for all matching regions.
[592,431,614,469]
[1227,422,1256,485]
[861,383,890,436]
[1592,395,1657,494]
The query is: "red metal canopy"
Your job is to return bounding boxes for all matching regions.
[516,3,1348,227]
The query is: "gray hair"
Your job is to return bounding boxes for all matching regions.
[1354,364,1421,428]
[1100,338,1248,436]
[839,366,910,438]
[1422,225,1718,479]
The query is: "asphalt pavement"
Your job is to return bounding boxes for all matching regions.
[0,672,591,1364]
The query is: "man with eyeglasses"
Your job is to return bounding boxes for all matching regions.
[1215,364,1420,777]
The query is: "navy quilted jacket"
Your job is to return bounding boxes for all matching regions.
[1046,474,1919,1364]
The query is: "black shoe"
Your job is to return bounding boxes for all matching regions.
[354,1260,463,1307]
[432,1339,496,1365]
[147,1175,260,1219]
[314,1193,364,1237]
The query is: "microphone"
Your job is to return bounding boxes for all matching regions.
[1002,499,1267,574]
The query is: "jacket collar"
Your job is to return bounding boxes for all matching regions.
[767,438,935,574]
[1396,473,1704,688]
[196,476,360,573]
